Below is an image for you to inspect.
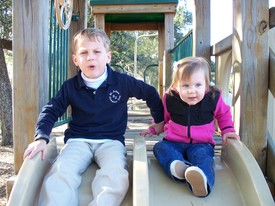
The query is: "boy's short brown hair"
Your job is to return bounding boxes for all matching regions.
[72,28,110,54]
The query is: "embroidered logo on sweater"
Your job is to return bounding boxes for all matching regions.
[109,90,121,103]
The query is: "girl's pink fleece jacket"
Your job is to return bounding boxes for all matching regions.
[162,88,235,145]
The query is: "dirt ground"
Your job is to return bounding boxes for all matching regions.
[0,141,13,206]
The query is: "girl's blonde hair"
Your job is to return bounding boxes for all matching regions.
[171,57,211,89]
[72,28,110,54]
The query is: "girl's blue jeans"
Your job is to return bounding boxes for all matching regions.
[153,139,215,193]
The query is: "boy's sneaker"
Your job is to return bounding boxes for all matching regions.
[170,160,189,180]
[185,166,208,197]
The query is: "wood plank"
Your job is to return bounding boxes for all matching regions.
[192,0,211,60]
[94,14,105,30]
[12,0,49,173]
[270,7,275,29]
[211,34,232,56]
[214,50,232,105]
[270,48,275,96]
[158,23,165,97]
[163,13,174,91]
[69,0,88,77]
[91,4,177,14]
[232,0,269,171]
[90,0,178,5]
[106,23,160,31]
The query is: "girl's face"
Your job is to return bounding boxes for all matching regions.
[72,36,111,79]
[175,69,207,105]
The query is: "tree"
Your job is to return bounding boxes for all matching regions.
[174,0,193,44]
[0,0,13,145]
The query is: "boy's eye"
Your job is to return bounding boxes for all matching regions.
[79,51,87,55]
[196,83,202,87]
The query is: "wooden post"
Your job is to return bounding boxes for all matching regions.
[192,0,211,60]
[267,48,275,185]
[211,34,233,105]
[164,13,174,91]
[158,23,164,97]
[94,14,105,30]
[232,0,269,171]
[12,0,49,173]
[69,0,88,78]
[215,50,232,105]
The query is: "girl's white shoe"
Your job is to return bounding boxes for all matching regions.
[185,166,208,197]
[170,160,189,180]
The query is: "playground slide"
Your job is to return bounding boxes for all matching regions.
[7,138,133,206]
[7,138,275,206]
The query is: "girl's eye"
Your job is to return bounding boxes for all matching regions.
[182,84,189,88]
[196,83,202,87]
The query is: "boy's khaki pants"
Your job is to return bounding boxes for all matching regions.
[38,140,129,206]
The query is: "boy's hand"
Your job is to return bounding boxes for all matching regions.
[23,140,47,160]
[222,132,240,145]
[140,122,164,137]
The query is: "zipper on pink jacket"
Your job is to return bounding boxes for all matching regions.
[188,106,193,143]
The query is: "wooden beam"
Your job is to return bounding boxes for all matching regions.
[164,13,174,91]
[270,48,275,96]
[158,23,164,97]
[106,23,160,31]
[91,4,177,14]
[69,0,88,78]
[192,0,211,60]
[211,34,232,56]
[12,0,49,173]
[270,7,275,29]
[214,50,232,105]
[232,0,269,171]
[94,14,105,30]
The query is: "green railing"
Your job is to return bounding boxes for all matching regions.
[48,0,70,127]
[143,64,158,90]
[111,64,125,73]
[170,30,193,62]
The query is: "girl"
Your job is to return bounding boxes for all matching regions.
[142,57,239,197]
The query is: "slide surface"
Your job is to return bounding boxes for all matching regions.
[7,138,275,206]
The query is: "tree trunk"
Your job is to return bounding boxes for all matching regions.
[0,39,13,145]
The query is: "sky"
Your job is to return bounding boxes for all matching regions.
[186,0,275,44]
[211,0,275,44]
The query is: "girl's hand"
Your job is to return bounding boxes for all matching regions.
[140,122,164,137]
[23,140,47,160]
[222,132,240,145]
[140,127,156,137]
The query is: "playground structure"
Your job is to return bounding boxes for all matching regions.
[7,0,275,205]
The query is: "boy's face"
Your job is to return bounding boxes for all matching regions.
[175,69,206,105]
[72,35,111,79]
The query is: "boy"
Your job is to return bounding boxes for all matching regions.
[24,28,164,206]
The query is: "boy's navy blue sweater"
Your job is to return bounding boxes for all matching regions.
[35,65,164,145]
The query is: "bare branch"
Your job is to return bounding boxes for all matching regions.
[0,39,12,51]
